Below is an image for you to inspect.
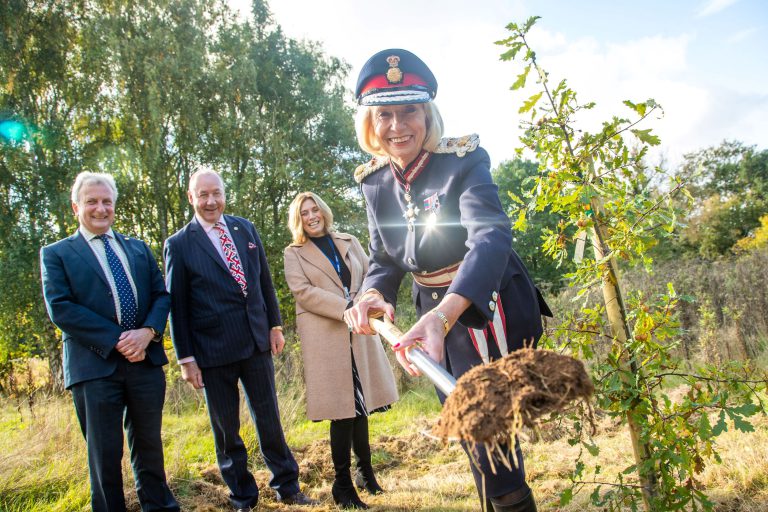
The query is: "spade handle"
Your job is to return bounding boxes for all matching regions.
[369,315,456,396]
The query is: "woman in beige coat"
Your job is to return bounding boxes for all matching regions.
[284,192,398,509]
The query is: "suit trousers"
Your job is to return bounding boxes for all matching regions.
[201,349,299,508]
[71,358,178,512]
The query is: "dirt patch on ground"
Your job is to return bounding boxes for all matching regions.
[289,417,445,487]
[292,437,334,485]
[433,348,594,445]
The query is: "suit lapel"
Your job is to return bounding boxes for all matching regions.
[69,231,110,288]
[333,233,363,294]
[334,232,350,265]
[189,218,230,275]
[113,232,137,280]
[226,216,250,280]
[297,238,343,290]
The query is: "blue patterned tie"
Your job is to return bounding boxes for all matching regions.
[98,234,138,330]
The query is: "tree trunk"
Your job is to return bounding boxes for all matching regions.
[590,214,658,510]
[44,323,65,394]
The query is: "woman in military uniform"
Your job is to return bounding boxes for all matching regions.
[343,49,550,512]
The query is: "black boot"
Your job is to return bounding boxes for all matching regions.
[490,487,538,512]
[352,416,384,495]
[330,419,369,509]
[477,488,494,512]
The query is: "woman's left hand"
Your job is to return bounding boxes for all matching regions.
[393,311,446,376]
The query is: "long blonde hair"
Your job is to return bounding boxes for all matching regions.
[287,192,334,245]
[354,101,444,157]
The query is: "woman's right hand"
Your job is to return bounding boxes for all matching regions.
[344,290,395,335]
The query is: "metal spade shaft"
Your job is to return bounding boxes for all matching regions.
[369,315,457,396]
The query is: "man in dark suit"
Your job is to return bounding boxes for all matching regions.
[164,169,316,511]
[40,172,179,512]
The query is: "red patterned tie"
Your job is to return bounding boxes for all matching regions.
[214,222,248,296]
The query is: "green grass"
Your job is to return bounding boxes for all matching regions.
[1,375,767,511]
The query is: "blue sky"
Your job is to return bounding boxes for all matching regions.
[229,0,767,169]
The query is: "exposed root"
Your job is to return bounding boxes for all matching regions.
[433,348,594,447]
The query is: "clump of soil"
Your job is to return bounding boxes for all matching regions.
[433,348,593,445]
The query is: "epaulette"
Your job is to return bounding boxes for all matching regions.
[354,156,390,183]
[353,134,479,183]
[433,134,480,157]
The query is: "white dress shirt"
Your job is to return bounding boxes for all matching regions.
[80,226,138,325]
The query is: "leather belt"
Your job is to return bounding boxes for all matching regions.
[411,261,462,288]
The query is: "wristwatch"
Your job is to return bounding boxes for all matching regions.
[431,309,450,336]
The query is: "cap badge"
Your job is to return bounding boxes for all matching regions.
[385,55,403,84]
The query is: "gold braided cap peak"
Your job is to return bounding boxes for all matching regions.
[353,134,480,184]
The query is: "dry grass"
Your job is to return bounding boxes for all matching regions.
[525,412,768,511]
[1,383,766,511]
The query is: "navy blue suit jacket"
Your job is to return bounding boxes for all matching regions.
[163,215,281,368]
[40,231,171,389]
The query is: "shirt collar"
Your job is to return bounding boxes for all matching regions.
[196,214,226,233]
[80,226,115,242]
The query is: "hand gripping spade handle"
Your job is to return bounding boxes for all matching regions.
[369,314,457,396]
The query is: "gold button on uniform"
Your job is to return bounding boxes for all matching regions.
[489,301,496,312]
[492,291,498,301]
[431,292,438,300]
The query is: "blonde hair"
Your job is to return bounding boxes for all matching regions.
[354,101,444,157]
[71,172,118,204]
[287,192,334,245]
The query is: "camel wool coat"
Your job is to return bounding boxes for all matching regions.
[284,232,398,421]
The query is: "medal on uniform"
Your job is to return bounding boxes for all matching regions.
[423,192,440,230]
[390,151,431,232]
[403,190,420,231]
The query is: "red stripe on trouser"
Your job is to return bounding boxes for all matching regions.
[487,296,508,356]
[468,325,490,365]
[471,296,507,362]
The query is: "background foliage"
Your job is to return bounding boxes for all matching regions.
[1,2,768,510]
[0,0,365,390]
[498,16,767,511]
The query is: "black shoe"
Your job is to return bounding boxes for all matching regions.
[279,491,319,506]
[354,468,384,495]
[332,482,369,509]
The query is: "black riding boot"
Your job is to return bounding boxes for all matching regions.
[490,486,538,512]
[352,415,384,495]
[330,419,369,509]
[477,487,494,512]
